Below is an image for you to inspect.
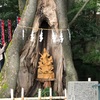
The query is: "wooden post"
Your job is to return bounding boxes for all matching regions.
[64,89,67,100]
[21,88,24,100]
[38,88,41,100]
[88,78,91,82]
[10,89,14,100]
[49,87,52,100]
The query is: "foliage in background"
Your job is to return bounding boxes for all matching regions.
[82,40,100,65]
[68,0,100,64]
[0,0,19,28]
[41,87,57,97]
[68,0,100,81]
[0,0,19,42]
[35,87,57,97]
[74,59,100,81]
[0,0,19,20]
[82,48,100,65]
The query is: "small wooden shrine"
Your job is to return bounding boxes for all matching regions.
[37,48,55,88]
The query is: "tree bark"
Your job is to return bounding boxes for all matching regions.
[18,0,27,15]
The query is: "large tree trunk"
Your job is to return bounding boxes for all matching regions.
[55,0,77,94]
[0,0,77,97]
[0,0,37,97]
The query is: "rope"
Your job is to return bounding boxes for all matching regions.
[17,24,69,31]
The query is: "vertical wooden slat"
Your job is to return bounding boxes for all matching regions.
[88,78,91,82]
[64,89,67,100]
[21,88,24,100]
[38,88,41,100]
[1,88,68,100]
[49,87,52,100]
[10,89,14,100]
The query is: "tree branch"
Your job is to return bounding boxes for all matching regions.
[69,0,90,26]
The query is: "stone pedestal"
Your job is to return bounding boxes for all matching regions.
[68,81,98,100]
